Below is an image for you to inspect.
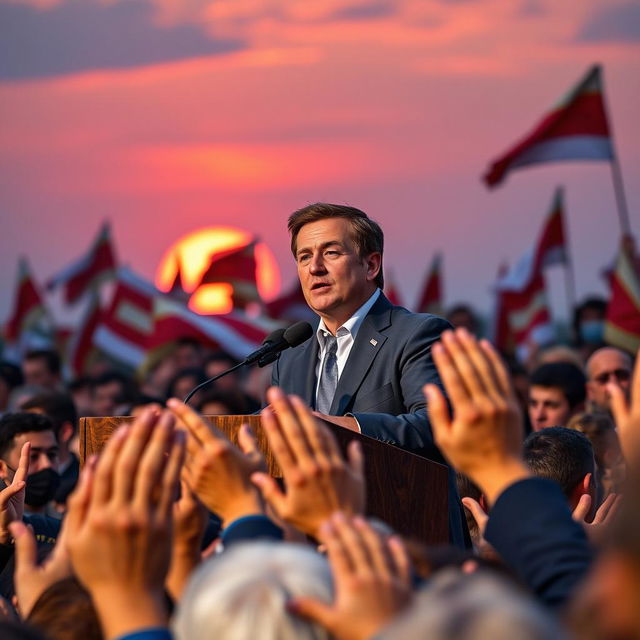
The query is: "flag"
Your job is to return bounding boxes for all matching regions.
[384,269,403,307]
[493,268,554,357]
[167,253,190,305]
[484,65,613,187]
[416,253,443,315]
[199,240,260,308]
[535,187,569,271]
[265,280,316,323]
[66,292,103,376]
[147,296,270,363]
[4,257,48,343]
[92,268,157,370]
[604,242,640,353]
[46,222,117,304]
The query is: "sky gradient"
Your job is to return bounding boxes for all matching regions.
[1,0,639,328]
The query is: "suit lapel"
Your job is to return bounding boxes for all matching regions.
[283,330,319,407]
[331,294,393,415]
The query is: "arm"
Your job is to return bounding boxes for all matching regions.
[353,315,451,457]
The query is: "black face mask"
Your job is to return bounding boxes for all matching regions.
[25,468,60,508]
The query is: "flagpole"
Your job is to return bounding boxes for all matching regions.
[564,258,577,320]
[610,154,632,236]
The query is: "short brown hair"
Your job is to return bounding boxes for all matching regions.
[288,203,385,288]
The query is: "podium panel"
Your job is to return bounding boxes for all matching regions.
[81,414,449,544]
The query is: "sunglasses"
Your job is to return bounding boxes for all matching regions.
[594,369,631,385]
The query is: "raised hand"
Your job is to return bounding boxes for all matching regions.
[424,329,530,505]
[10,517,72,618]
[290,513,412,640]
[252,387,365,539]
[0,442,29,544]
[65,408,185,640]
[167,399,265,527]
[608,348,640,463]
[572,492,622,545]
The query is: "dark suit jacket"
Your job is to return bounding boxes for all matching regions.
[272,293,469,547]
[485,478,593,610]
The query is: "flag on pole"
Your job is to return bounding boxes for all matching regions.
[535,187,569,270]
[198,240,261,308]
[416,253,443,315]
[167,254,190,305]
[384,269,403,307]
[604,242,640,353]
[92,268,157,370]
[484,65,613,187]
[66,292,103,376]
[4,257,48,343]
[46,222,117,305]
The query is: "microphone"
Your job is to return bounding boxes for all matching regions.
[183,321,313,404]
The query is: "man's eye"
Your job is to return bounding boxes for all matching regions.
[298,254,310,263]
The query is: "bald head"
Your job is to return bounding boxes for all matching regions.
[586,347,633,411]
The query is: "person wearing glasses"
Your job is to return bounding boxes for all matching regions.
[586,347,633,413]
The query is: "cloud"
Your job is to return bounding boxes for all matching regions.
[0,0,245,80]
[576,2,640,43]
[326,1,397,22]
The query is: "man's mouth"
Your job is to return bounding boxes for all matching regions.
[311,282,330,291]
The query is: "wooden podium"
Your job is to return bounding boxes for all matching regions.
[80,415,449,544]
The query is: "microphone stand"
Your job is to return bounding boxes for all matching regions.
[183,361,246,405]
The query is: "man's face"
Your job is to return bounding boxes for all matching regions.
[92,381,124,416]
[0,430,58,483]
[528,386,572,431]
[295,218,380,330]
[22,358,57,389]
[587,350,632,410]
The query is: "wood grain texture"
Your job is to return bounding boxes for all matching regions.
[81,415,448,544]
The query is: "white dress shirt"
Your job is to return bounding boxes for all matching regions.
[314,288,381,407]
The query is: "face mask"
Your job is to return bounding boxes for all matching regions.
[25,468,60,508]
[579,320,604,345]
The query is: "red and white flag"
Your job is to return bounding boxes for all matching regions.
[47,222,117,305]
[416,253,443,315]
[604,242,640,353]
[93,267,157,370]
[147,296,271,363]
[4,257,49,343]
[66,292,103,376]
[199,240,261,308]
[484,65,613,188]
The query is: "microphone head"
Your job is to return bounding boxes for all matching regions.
[263,327,286,346]
[283,321,313,348]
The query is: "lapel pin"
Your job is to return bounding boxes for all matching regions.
[370,338,378,346]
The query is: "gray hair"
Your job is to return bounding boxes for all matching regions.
[172,542,333,640]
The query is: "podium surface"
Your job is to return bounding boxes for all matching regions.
[81,414,449,545]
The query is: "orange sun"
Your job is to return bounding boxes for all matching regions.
[156,227,280,315]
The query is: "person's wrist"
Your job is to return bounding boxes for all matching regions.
[90,585,167,640]
[220,494,265,528]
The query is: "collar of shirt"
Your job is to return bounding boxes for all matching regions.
[316,288,381,378]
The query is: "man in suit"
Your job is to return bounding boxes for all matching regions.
[271,203,467,546]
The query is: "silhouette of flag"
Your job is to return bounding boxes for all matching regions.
[199,240,260,308]
[47,222,117,304]
[66,292,103,376]
[484,65,613,187]
[604,242,640,353]
[416,254,443,315]
[5,257,48,343]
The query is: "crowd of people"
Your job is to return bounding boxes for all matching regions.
[0,203,639,640]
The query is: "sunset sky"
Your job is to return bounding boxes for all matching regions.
[1,0,639,327]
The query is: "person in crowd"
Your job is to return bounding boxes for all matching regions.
[195,389,250,415]
[528,362,586,431]
[173,337,206,371]
[572,297,607,361]
[166,368,207,404]
[0,413,60,517]
[567,412,623,496]
[585,346,633,413]
[446,303,481,336]
[90,371,138,417]
[523,427,597,512]
[272,202,467,546]
[66,377,93,418]
[21,393,79,508]
[21,351,62,391]
[0,363,23,416]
